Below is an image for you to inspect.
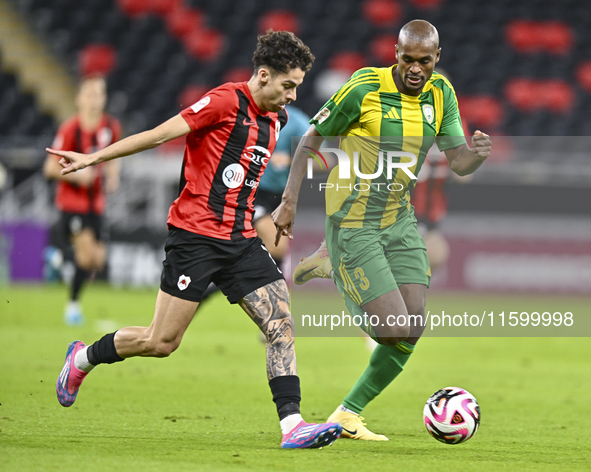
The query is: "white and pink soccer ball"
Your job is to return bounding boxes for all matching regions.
[423,387,481,444]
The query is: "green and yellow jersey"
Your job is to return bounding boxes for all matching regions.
[311,65,466,229]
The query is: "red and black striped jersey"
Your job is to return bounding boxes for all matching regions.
[51,114,121,214]
[169,82,288,240]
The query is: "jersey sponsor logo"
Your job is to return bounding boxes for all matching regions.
[243,145,271,166]
[383,106,400,120]
[222,163,246,188]
[190,96,211,113]
[313,107,330,124]
[422,104,434,124]
[177,274,191,291]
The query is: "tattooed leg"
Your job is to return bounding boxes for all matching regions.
[239,280,296,380]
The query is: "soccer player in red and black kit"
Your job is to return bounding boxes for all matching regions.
[48,31,342,449]
[43,76,121,325]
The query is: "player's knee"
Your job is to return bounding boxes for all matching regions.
[376,323,410,346]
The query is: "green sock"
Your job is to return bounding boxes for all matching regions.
[342,341,415,414]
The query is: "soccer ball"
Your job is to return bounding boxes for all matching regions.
[423,386,480,444]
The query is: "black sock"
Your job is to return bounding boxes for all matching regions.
[87,332,124,366]
[269,375,301,420]
[70,266,89,301]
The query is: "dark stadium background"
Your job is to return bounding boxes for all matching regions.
[1,0,590,295]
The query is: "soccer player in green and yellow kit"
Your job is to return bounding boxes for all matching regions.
[273,20,491,441]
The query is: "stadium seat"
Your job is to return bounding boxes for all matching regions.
[576,61,591,93]
[223,67,253,84]
[362,0,403,28]
[258,10,299,34]
[116,0,152,17]
[329,51,366,74]
[184,28,225,61]
[165,7,205,40]
[457,95,504,129]
[369,34,398,66]
[79,44,117,78]
[505,78,574,114]
[505,20,574,55]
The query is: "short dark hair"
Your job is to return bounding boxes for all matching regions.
[252,30,315,74]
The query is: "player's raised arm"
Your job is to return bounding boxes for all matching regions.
[46,114,192,175]
[444,130,491,176]
[272,125,323,245]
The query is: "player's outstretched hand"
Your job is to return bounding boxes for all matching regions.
[46,148,94,175]
[272,201,293,246]
[471,130,491,161]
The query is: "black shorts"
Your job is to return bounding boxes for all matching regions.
[60,211,105,241]
[253,188,282,223]
[160,226,284,303]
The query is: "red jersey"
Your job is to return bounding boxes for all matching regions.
[169,82,288,240]
[52,115,121,214]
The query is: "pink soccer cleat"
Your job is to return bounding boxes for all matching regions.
[281,420,342,449]
[56,341,88,407]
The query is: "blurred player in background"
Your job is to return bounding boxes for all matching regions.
[43,76,121,325]
[274,20,491,441]
[49,31,342,449]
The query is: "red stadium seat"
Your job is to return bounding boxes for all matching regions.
[150,0,183,17]
[258,10,299,35]
[505,20,573,55]
[457,95,504,129]
[576,61,591,93]
[370,34,398,66]
[505,78,573,113]
[543,22,574,55]
[543,80,574,113]
[79,44,117,78]
[362,0,403,28]
[329,51,366,74]
[117,0,151,16]
[505,78,540,111]
[184,29,225,61]
[223,67,253,84]
[165,7,205,39]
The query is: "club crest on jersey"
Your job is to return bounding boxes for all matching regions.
[314,107,330,124]
[177,275,191,291]
[422,104,434,124]
[190,96,210,113]
[243,145,271,166]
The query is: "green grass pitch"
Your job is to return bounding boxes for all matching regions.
[0,284,590,471]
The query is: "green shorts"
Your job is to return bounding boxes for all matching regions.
[325,212,430,326]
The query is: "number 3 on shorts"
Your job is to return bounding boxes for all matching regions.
[354,267,370,290]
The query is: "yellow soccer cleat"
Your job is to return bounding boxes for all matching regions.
[327,408,389,441]
[293,239,333,285]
